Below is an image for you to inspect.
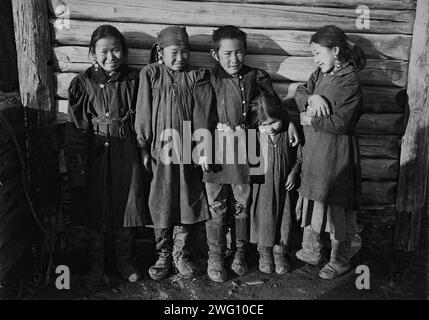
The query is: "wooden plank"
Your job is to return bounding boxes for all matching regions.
[49,0,415,34]
[361,86,406,113]
[180,0,417,10]
[54,74,406,115]
[395,0,429,251]
[56,99,68,124]
[358,135,401,159]
[276,83,406,113]
[51,19,412,60]
[360,204,396,217]
[361,181,397,205]
[361,158,399,181]
[356,113,404,135]
[12,0,54,111]
[52,46,409,86]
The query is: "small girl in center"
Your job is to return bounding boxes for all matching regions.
[135,26,215,281]
[249,90,301,274]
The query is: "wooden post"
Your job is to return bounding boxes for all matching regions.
[11,0,54,111]
[11,0,58,217]
[395,0,429,251]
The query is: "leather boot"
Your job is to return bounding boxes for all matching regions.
[148,228,173,281]
[172,225,199,279]
[273,243,291,274]
[296,226,323,266]
[319,239,352,280]
[231,210,249,276]
[113,228,139,283]
[258,246,274,274]
[84,231,105,286]
[206,221,227,283]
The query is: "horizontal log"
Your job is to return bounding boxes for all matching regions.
[52,19,412,60]
[360,204,396,217]
[358,135,401,159]
[361,158,399,181]
[356,113,404,135]
[55,73,407,114]
[49,0,415,34]
[361,86,406,113]
[277,84,406,113]
[56,95,403,142]
[52,46,409,86]
[180,0,416,10]
[361,181,397,205]
[56,99,68,124]
[282,107,404,135]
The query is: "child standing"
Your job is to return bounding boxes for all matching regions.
[65,25,148,284]
[249,91,301,275]
[204,25,299,283]
[294,25,365,279]
[135,26,214,281]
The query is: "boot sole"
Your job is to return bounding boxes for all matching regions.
[319,263,352,280]
[148,267,173,281]
[296,250,323,266]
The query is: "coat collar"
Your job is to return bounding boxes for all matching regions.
[86,64,137,84]
[213,63,252,79]
[324,63,355,77]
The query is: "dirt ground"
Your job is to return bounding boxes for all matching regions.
[25,236,427,301]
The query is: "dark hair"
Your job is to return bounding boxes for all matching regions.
[311,25,366,71]
[212,25,247,52]
[88,25,128,57]
[250,90,282,127]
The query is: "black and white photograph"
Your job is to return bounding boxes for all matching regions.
[0,0,427,307]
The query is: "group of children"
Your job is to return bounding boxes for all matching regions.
[65,23,365,287]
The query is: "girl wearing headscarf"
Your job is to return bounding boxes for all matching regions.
[135,26,215,280]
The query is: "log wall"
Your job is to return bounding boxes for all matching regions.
[48,0,416,221]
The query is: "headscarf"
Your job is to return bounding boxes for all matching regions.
[150,26,190,63]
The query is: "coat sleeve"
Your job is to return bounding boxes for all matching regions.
[64,75,91,187]
[310,78,362,135]
[290,144,302,175]
[294,69,319,112]
[134,66,153,150]
[192,69,217,164]
[193,69,216,131]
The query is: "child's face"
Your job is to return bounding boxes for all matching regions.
[159,45,189,71]
[93,36,124,73]
[310,42,338,73]
[212,38,246,76]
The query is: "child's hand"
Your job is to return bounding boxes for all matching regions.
[199,156,211,173]
[308,95,331,117]
[285,171,297,191]
[306,105,317,117]
[300,112,313,126]
[287,121,299,147]
[140,148,151,172]
[269,119,282,135]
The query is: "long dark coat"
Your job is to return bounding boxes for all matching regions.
[294,64,362,209]
[135,63,215,228]
[65,65,149,231]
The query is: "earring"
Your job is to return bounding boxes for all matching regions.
[158,57,164,65]
[93,60,100,71]
[334,54,342,68]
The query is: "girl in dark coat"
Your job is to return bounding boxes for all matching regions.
[294,25,365,280]
[249,90,301,275]
[65,25,148,285]
[135,26,214,281]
